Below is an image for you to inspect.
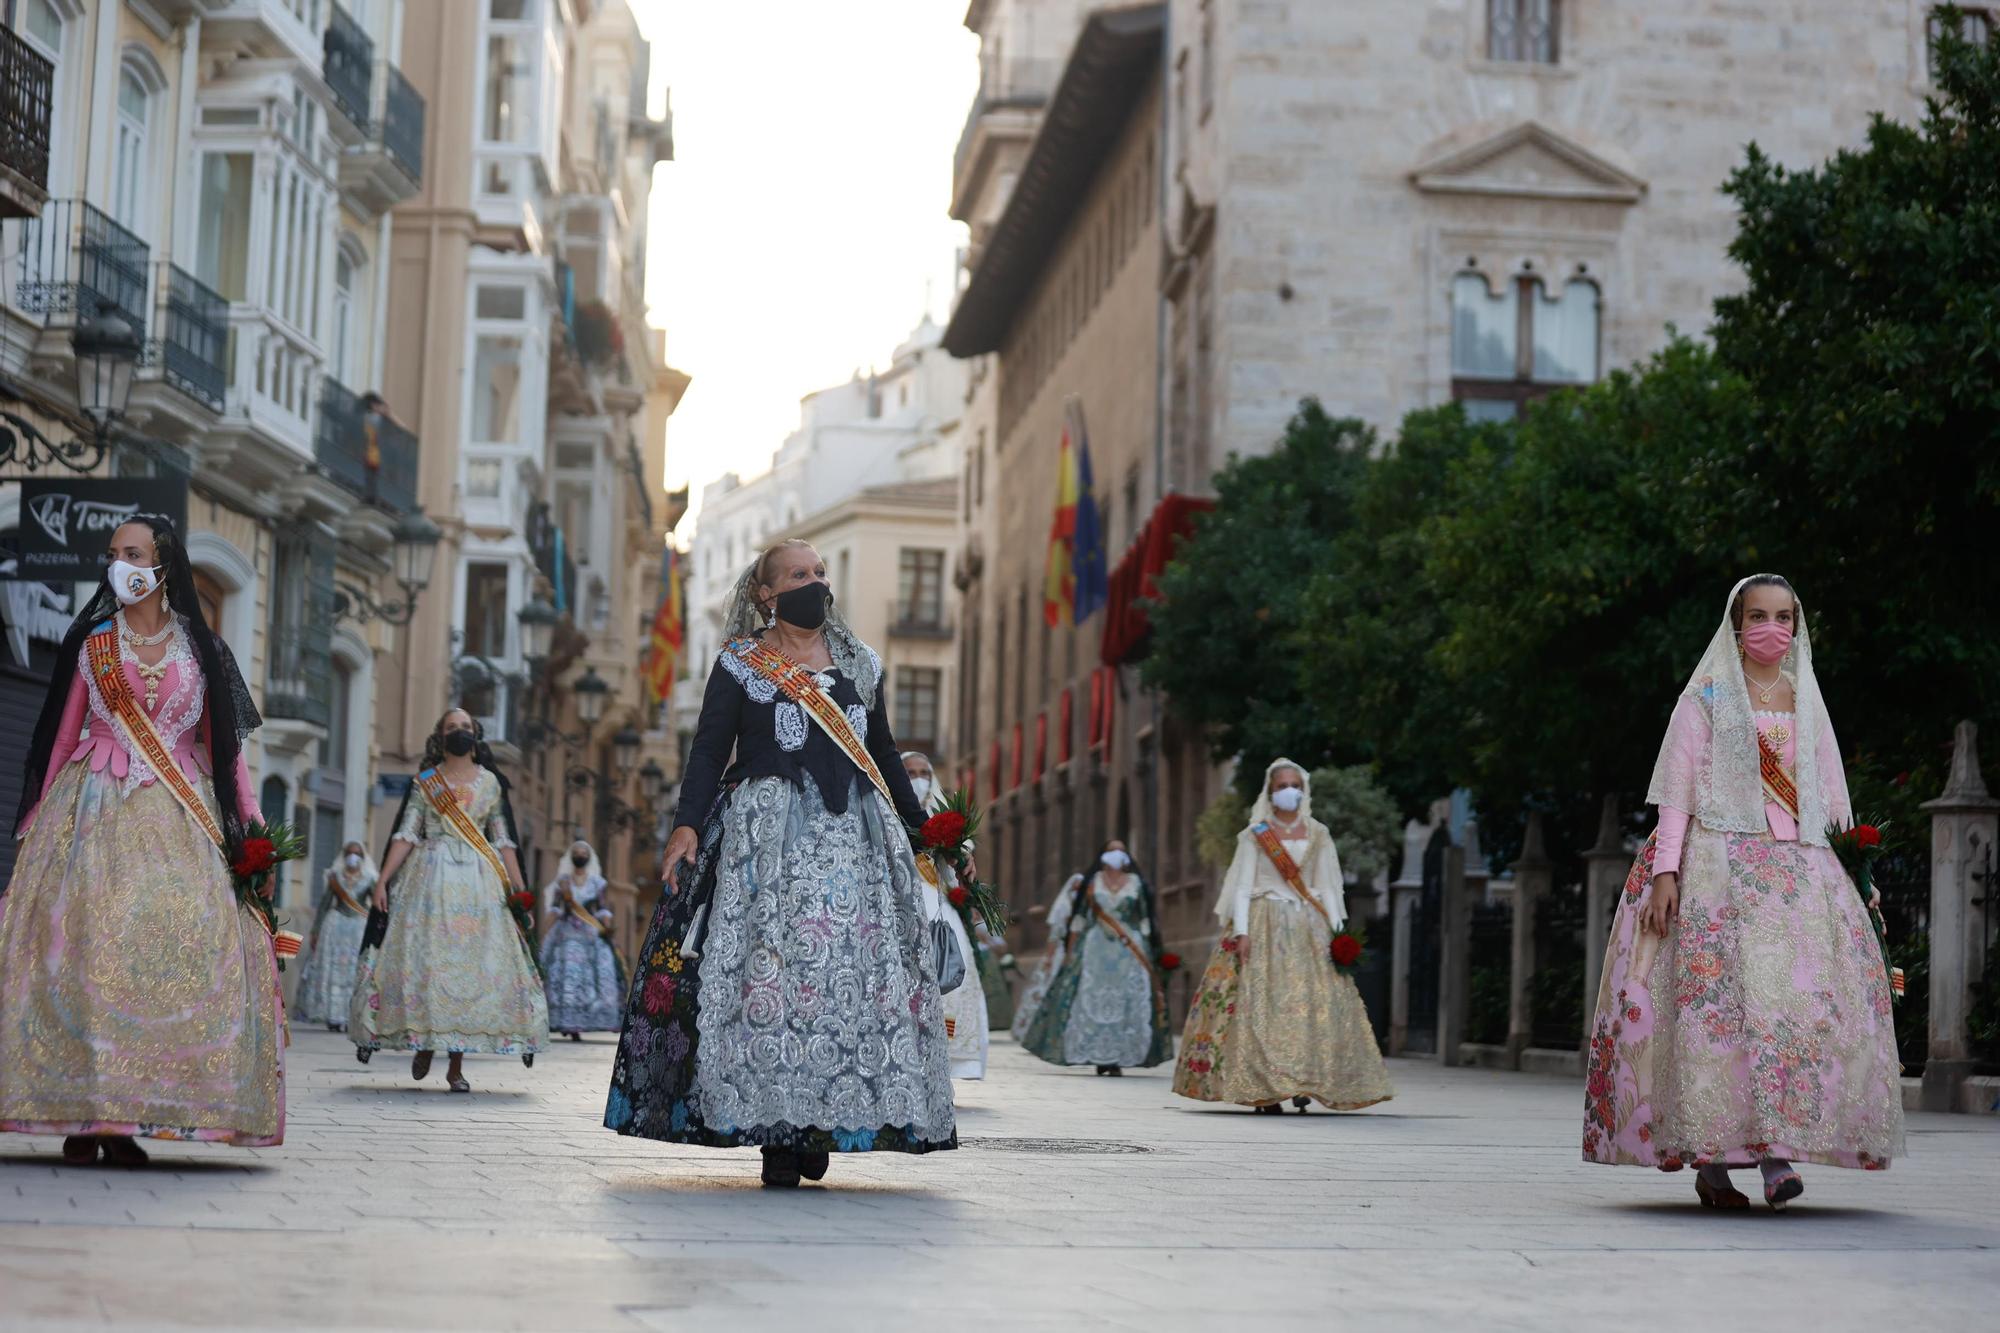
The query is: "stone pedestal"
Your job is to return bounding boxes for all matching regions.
[1386,818,1426,1056]
[1921,722,2000,1113]
[1508,814,1552,1067]
[1437,842,1469,1067]
[1581,794,1627,1030]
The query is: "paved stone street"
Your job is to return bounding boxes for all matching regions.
[1,1030,1996,1332]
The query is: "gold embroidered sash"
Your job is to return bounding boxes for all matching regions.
[1250,821,1334,929]
[563,895,613,939]
[1757,728,1800,820]
[84,625,227,856]
[731,638,942,888]
[414,768,510,886]
[325,876,367,917]
[1087,888,1168,1031]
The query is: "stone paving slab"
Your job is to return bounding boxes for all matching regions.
[1,1029,1995,1331]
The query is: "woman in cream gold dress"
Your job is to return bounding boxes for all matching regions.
[1174,760,1392,1113]
[1583,575,1903,1210]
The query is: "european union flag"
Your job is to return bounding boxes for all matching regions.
[1070,405,1107,624]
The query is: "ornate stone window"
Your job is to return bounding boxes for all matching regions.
[1488,0,1560,65]
[1450,270,1599,422]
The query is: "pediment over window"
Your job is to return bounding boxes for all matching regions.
[1411,121,1647,204]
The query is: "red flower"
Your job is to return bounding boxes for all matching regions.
[1220,936,1240,954]
[920,811,968,849]
[1159,952,1182,971]
[1329,934,1363,967]
[1853,824,1882,849]
[232,836,277,877]
[947,885,970,908]
[509,890,534,914]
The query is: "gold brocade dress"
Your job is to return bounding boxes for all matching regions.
[1174,823,1392,1110]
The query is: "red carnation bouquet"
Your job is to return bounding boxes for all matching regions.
[506,889,547,981]
[917,788,1007,937]
[1158,952,1182,972]
[229,819,304,942]
[1828,816,1901,1001]
[1328,922,1367,975]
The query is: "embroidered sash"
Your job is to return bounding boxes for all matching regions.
[563,894,614,939]
[325,875,368,917]
[1757,728,1800,820]
[1087,883,1168,1030]
[414,768,511,886]
[730,638,943,888]
[84,624,226,856]
[1250,821,1334,929]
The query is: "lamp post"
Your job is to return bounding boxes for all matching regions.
[332,507,442,625]
[1,309,142,474]
[518,597,558,669]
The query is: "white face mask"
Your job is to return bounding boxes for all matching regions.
[1271,786,1304,813]
[345,852,362,869]
[909,776,933,802]
[1101,849,1131,872]
[109,560,162,607]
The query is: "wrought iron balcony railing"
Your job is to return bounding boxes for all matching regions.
[158,264,227,412]
[381,63,424,184]
[0,25,54,198]
[315,376,419,511]
[12,199,150,334]
[322,3,374,133]
[265,531,336,729]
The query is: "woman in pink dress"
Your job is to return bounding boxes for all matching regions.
[0,515,281,1165]
[1583,575,1903,1209]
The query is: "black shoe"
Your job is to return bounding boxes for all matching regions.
[1105,1066,1123,1077]
[1255,1102,1283,1115]
[356,1047,372,1064]
[522,1053,535,1068]
[761,1147,801,1188]
[1293,1096,1311,1113]
[798,1150,830,1182]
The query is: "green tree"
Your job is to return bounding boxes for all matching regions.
[1142,401,1373,768]
[1711,10,2000,764]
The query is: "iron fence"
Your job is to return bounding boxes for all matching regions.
[322,3,374,132]
[1467,899,1513,1046]
[13,199,150,334]
[1531,881,1585,1050]
[0,26,54,193]
[158,264,226,411]
[381,63,425,183]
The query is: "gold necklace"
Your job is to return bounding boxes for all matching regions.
[1743,664,1784,705]
[133,658,169,710]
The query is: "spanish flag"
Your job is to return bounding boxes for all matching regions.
[644,546,684,705]
[1042,412,1080,627]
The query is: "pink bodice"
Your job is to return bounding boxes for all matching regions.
[28,627,259,828]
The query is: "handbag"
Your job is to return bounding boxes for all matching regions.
[930,904,966,995]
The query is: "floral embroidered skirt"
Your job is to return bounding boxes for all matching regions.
[603,775,957,1155]
[541,915,626,1033]
[348,838,548,1056]
[1583,829,1905,1171]
[1174,897,1393,1110]
[0,763,285,1146]
[291,902,368,1028]
[1016,918,1172,1069]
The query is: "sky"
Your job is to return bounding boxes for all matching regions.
[633,1,980,535]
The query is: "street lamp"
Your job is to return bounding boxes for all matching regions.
[573,666,609,725]
[638,759,666,805]
[73,308,141,436]
[333,506,442,626]
[613,725,642,778]
[518,597,559,664]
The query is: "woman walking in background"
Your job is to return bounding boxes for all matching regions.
[1584,575,1904,1210]
[1013,839,1173,1075]
[1174,760,1392,1113]
[540,839,625,1039]
[903,750,988,1081]
[293,840,377,1031]
[349,710,548,1092]
[0,515,282,1163]
[605,540,955,1187]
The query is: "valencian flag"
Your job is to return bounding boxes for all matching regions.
[1043,400,1108,627]
[644,545,684,705]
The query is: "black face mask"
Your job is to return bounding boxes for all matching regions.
[443,730,477,757]
[571,854,590,867]
[773,581,831,631]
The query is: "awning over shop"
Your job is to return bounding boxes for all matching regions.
[1098,494,1214,667]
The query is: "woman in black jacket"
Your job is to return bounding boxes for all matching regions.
[603,539,955,1187]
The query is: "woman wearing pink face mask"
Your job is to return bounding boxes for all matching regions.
[1581,575,1904,1211]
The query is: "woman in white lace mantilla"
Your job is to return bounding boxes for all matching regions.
[1582,575,1904,1211]
[539,839,625,1038]
[603,540,955,1188]
[292,840,377,1030]
[902,750,989,1081]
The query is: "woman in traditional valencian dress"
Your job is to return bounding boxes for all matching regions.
[1173,760,1392,1114]
[349,710,548,1092]
[0,515,282,1165]
[540,839,625,1039]
[604,539,955,1188]
[902,750,989,1081]
[1583,575,1904,1210]
[292,840,377,1030]
[1013,840,1173,1075]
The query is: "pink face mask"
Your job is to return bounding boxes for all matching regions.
[1740,621,1793,666]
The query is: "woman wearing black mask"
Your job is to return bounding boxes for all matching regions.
[349,709,548,1092]
[604,539,955,1187]
[540,840,624,1039]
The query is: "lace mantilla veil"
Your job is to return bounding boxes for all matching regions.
[719,560,882,707]
[1645,575,1848,847]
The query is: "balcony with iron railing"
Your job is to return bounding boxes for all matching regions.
[322,3,374,134]
[264,533,336,730]
[0,25,53,220]
[887,600,954,640]
[338,58,423,215]
[10,198,150,335]
[314,377,418,512]
[155,264,228,413]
